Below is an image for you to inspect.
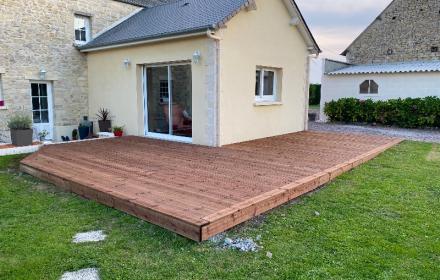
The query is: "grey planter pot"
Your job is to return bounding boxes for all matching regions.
[10,129,33,146]
[98,120,112,133]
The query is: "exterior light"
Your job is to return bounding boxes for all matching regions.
[192,50,201,64]
[39,68,47,80]
[123,58,131,69]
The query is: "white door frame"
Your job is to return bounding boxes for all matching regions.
[30,81,54,140]
[142,63,193,144]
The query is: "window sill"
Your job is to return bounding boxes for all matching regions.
[73,41,89,47]
[254,101,283,107]
[0,105,8,110]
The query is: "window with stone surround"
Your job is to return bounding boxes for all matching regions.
[360,80,379,94]
[74,14,91,44]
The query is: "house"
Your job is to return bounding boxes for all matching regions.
[1,0,319,146]
[79,0,320,146]
[320,0,440,121]
[0,0,172,142]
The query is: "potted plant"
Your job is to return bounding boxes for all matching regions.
[7,113,33,146]
[96,108,112,132]
[38,130,49,142]
[113,126,124,137]
[78,116,93,140]
[72,129,78,141]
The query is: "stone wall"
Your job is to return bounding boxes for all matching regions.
[0,0,140,142]
[345,0,440,64]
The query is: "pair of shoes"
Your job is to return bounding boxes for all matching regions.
[61,136,71,142]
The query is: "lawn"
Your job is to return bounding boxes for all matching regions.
[1,142,439,279]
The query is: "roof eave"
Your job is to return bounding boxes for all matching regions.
[80,28,212,52]
[284,0,321,54]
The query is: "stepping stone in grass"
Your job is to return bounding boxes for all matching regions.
[72,230,107,244]
[60,268,99,280]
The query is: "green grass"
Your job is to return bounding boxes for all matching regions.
[1,142,440,279]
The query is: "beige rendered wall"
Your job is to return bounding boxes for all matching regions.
[217,0,309,146]
[87,37,213,145]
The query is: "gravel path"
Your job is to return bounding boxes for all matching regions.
[310,122,440,143]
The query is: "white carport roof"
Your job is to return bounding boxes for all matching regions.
[327,60,440,75]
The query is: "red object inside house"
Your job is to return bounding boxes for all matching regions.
[0,100,4,107]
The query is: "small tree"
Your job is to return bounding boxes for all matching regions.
[309,84,321,106]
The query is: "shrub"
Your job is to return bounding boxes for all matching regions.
[309,84,321,105]
[324,97,440,128]
[96,108,110,121]
[7,113,32,130]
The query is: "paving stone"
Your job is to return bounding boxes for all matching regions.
[72,230,107,244]
[60,268,99,280]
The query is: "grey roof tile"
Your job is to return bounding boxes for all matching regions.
[81,0,250,50]
[113,0,174,7]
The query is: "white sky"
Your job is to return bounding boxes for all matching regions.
[295,0,393,83]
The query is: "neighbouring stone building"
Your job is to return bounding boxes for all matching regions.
[343,0,440,64]
[0,0,169,142]
[320,0,440,121]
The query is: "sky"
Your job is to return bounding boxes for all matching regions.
[295,0,393,83]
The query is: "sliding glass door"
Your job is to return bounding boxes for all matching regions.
[144,64,192,141]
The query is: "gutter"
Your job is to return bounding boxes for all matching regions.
[80,29,212,53]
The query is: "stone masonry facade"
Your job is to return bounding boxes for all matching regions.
[344,0,440,64]
[0,0,141,142]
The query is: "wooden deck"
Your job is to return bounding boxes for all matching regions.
[20,131,402,241]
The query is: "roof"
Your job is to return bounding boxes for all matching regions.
[327,60,440,75]
[81,0,250,50]
[113,0,173,7]
[81,0,320,53]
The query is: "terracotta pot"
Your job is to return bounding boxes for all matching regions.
[10,129,33,146]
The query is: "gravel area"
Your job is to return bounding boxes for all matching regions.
[209,233,261,252]
[310,122,440,143]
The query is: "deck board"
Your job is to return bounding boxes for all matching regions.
[21,131,402,241]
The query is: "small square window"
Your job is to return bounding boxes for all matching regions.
[74,15,91,44]
[431,46,439,53]
[255,68,279,102]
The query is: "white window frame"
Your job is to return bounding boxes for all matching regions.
[255,68,277,102]
[74,14,91,45]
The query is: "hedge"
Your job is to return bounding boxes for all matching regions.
[309,84,321,105]
[324,97,440,128]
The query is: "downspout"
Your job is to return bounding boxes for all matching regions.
[206,30,221,146]
[304,55,311,131]
[304,50,319,131]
